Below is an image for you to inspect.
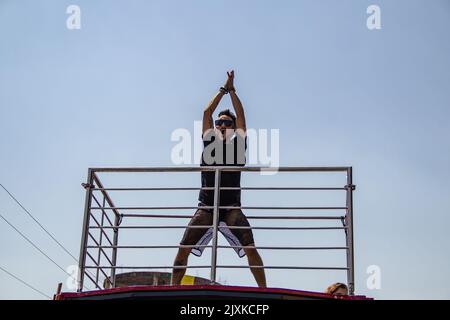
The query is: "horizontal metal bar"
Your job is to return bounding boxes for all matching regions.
[91,206,347,210]
[91,166,350,173]
[85,265,349,270]
[121,214,195,219]
[92,206,213,210]
[120,213,345,220]
[220,206,347,210]
[90,226,347,230]
[216,246,348,250]
[87,245,347,250]
[87,245,212,249]
[239,187,346,191]
[225,226,347,230]
[94,187,207,191]
[90,225,214,230]
[247,216,345,220]
[218,266,349,270]
[85,265,212,270]
[92,187,346,191]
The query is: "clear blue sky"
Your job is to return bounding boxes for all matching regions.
[1,0,449,299]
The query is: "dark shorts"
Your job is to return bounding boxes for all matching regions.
[180,202,255,258]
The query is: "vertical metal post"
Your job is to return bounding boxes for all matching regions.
[110,210,120,288]
[210,169,221,284]
[345,167,355,295]
[78,169,94,292]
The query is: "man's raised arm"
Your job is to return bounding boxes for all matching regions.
[230,90,246,133]
[227,71,247,134]
[203,90,225,136]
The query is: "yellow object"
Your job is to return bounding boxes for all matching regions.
[181,275,195,285]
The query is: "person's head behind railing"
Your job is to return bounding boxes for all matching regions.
[325,282,348,296]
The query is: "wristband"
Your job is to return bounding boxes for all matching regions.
[220,87,229,94]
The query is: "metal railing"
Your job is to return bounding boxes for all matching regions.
[77,166,356,294]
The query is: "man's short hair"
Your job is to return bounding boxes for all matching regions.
[218,109,237,127]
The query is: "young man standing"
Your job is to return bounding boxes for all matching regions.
[171,71,266,288]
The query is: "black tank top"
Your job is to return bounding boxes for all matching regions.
[198,131,247,206]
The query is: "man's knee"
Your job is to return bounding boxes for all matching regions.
[244,246,260,260]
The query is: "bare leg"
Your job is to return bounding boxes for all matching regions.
[171,208,212,285]
[244,246,267,288]
[171,247,192,285]
[223,208,266,288]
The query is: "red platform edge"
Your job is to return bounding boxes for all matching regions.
[55,284,372,300]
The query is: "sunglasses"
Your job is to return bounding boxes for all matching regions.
[215,119,234,127]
